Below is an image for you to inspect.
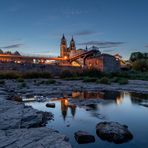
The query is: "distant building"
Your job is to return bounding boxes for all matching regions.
[60,35,87,58]
[60,34,120,72]
[85,54,120,72]
[60,35,77,58]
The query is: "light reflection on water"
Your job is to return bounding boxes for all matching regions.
[25,91,148,148]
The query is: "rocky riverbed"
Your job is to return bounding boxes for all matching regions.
[0,79,148,148]
[4,79,148,98]
[0,82,72,148]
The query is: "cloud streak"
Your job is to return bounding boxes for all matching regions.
[79,41,125,48]
[0,44,23,49]
[74,30,98,36]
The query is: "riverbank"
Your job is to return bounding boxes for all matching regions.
[0,86,72,148]
[4,79,148,97]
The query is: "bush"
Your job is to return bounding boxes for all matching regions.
[83,77,98,82]
[60,70,75,78]
[39,79,56,85]
[20,82,27,88]
[22,72,51,79]
[81,68,103,78]
[132,59,148,72]
[118,78,128,85]
[0,80,5,85]
[98,77,110,84]
[17,78,24,82]
[45,79,56,84]
[111,77,128,84]
[0,72,20,79]
[63,77,82,81]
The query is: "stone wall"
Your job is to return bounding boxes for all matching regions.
[0,62,82,76]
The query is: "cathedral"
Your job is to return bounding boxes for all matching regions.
[59,34,120,72]
[60,34,76,58]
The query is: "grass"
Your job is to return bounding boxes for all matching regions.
[45,79,56,84]
[97,77,111,84]
[18,82,27,89]
[0,71,52,79]
[37,79,56,85]
[17,78,24,82]
[83,77,98,83]
[0,69,147,82]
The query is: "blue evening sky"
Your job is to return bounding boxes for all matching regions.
[0,0,148,59]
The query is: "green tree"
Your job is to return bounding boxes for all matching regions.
[132,59,148,72]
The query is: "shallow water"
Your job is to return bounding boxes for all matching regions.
[25,91,148,148]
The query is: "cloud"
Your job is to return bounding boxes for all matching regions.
[79,41,125,48]
[1,44,23,49]
[102,49,115,52]
[73,30,98,36]
[145,45,148,48]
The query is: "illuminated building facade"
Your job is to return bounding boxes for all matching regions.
[60,35,76,58]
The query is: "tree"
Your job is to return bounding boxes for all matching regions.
[0,49,3,54]
[130,52,144,62]
[132,59,148,72]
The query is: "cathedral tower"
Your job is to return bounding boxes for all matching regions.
[60,34,67,57]
[69,36,76,51]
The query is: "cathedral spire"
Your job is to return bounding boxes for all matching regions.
[86,45,88,51]
[60,34,67,57]
[70,36,76,51]
[62,34,66,40]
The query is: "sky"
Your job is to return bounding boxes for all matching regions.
[0,0,148,59]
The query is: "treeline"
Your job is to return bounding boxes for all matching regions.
[129,52,148,72]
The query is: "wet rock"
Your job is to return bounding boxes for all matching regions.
[46,103,55,108]
[0,127,72,148]
[140,103,148,108]
[74,131,95,144]
[0,99,53,130]
[7,94,22,102]
[96,121,133,144]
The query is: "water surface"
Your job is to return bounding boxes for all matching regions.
[25,91,148,148]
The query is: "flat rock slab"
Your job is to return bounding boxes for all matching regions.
[0,127,72,148]
[0,99,52,130]
[74,131,95,144]
[96,121,133,144]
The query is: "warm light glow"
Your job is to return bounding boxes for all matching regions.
[64,56,68,60]
[64,99,69,106]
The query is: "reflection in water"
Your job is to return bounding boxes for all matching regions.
[25,91,148,148]
[131,93,148,104]
[72,91,124,105]
[51,91,125,120]
[51,98,76,120]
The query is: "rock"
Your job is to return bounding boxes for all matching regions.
[7,94,22,102]
[74,131,95,144]
[46,103,55,108]
[0,127,72,148]
[140,103,148,108]
[0,99,53,130]
[96,121,133,144]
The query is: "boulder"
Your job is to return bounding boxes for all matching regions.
[74,131,95,144]
[46,103,55,108]
[96,121,133,144]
